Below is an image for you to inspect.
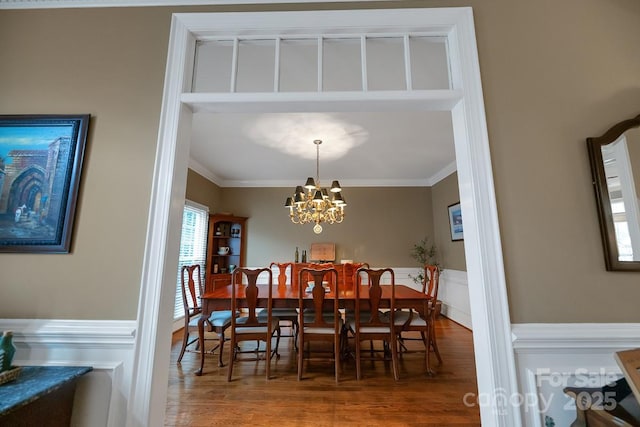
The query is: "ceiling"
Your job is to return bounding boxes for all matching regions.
[189,109,456,188]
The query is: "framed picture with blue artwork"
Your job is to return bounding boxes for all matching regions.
[0,114,90,253]
[448,201,463,241]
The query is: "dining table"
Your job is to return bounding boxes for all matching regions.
[196,281,431,376]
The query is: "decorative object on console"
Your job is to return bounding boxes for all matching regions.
[310,242,336,262]
[0,331,18,385]
[284,140,345,234]
[0,331,16,372]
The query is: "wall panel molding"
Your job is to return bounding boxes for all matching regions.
[0,318,137,427]
[512,323,640,427]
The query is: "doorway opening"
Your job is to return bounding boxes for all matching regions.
[130,8,519,427]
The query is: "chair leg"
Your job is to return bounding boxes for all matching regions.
[334,334,340,383]
[227,337,235,382]
[292,319,299,352]
[355,337,362,380]
[276,327,281,357]
[217,332,225,367]
[177,329,189,363]
[266,332,272,380]
[397,332,408,354]
[297,332,304,380]
[425,325,435,376]
[430,323,443,365]
[390,333,400,381]
[420,330,428,347]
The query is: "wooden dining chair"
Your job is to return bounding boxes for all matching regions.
[349,267,401,381]
[297,267,342,383]
[396,264,442,373]
[258,262,299,350]
[342,262,369,291]
[227,267,281,381]
[177,264,233,367]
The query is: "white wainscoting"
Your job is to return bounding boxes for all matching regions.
[512,323,640,427]
[392,268,471,329]
[0,319,136,427]
[437,269,471,329]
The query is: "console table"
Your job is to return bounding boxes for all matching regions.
[564,377,640,426]
[0,366,92,426]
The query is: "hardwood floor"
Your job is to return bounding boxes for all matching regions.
[164,317,480,426]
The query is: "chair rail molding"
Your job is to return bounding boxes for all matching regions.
[512,323,640,427]
[0,318,136,427]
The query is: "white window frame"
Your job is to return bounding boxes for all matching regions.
[172,200,209,332]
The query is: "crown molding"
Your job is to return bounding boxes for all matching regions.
[189,158,455,188]
[426,160,457,186]
[0,0,388,9]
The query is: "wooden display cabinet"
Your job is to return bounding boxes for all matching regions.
[205,214,247,292]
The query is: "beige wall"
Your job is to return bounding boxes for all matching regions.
[220,186,432,267]
[0,8,171,319]
[186,170,435,266]
[432,173,466,271]
[1,0,639,323]
[186,170,449,268]
[185,169,222,211]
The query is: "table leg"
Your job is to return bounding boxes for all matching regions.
[195,316,207,376]
[425,315,436,376]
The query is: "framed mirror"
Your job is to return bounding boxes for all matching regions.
[588,113,640,271]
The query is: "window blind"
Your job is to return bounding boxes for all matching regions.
[174,200,209,321]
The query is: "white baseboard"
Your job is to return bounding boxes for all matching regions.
[512,323,640,427]
[0,319,137,427]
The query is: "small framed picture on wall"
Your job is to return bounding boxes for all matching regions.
[448,202,464,241]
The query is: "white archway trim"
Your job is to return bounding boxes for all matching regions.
[130,8,519,427]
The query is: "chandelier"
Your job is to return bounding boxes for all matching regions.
[284,140,346,234]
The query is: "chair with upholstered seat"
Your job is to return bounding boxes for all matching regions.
[177,264,233,367]
[297,267,342,382]
[348,267,401,380]
[227,267,281,381]
[258,262,299,350]
[396,264,442,373]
